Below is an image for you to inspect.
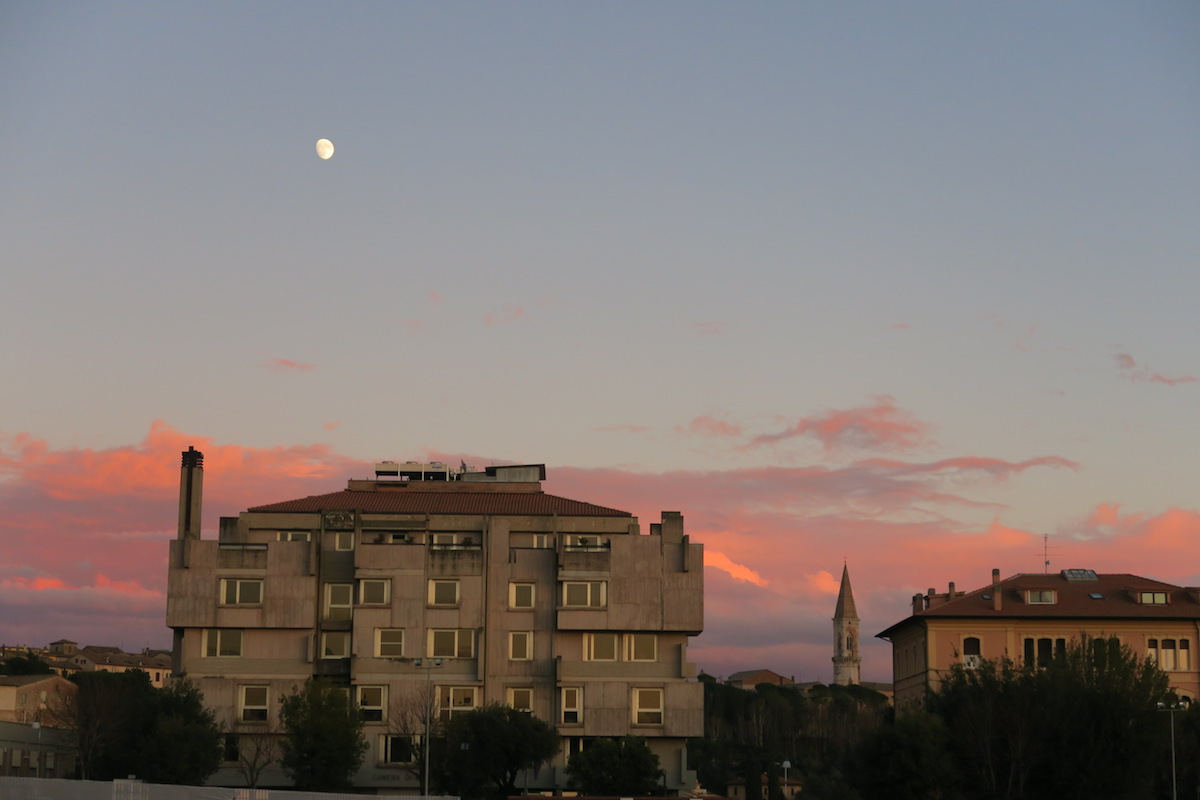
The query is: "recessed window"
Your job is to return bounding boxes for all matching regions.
[562,581,606,608]
[565,535,605,549]
[325,583,353,620]
[221,578,263,606]
[429,629,475,659]
[276,531,310,542]
[1023,636,1065,667]
[584,633,618,661]
[1141,592,1169,605]
[357,685,387,722]
[437,686,480,720]
[508,687,533,712]
[322,632,351,659]
[203,629,243,658]
[1026,589,1056,605]
[334,531,355,551]
[359,579,390,605]
[509,631,533,661]
[633,688,663,725]
[375,628,404,658]
[429,580,460,607]
[510,582,535,609]
[240,685,268,722]
[963,637,981,668]
[625,633,658,662]
[379,734,417,764]
[561,687,582,724]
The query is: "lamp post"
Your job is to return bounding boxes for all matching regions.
[781,760,791,800]
[413,657,444,798]
[1158,701,1184,800]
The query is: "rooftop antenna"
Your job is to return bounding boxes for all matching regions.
[1038,534,1062,573]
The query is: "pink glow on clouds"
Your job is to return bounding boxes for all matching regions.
[265,357,316,372]
[746,395,932,453]
[323,421,341,431]
[1113,352,1198,386]
[4,425,1200,681]
[484,306,525,327]
[678,416,742,438]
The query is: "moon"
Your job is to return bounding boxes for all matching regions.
[316,139,335,160]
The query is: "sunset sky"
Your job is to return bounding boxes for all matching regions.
[3,2,1199,683]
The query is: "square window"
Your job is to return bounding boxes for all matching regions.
[1026,589,1056,605]
[380,734,417,764]
[510,582,535,609]
[335,531,354,551]
[322,631,351,659]
[430,629,474,659]
[508,687,533,712]
[359,579,390,605]
[510,631,533,661]
[584,633,618,661]
[240,685,268,722]
[562,581,606,608]
[625,633,658,662]
[429,580,460,606]
[437,686,480,720]
[375,628,404,658]
[357,685,387,722]
[221,578,263,605]
[204,629,243,658]
[561,686,582,724]
[633,688,663,725]
[325,583,353,620]
[1140,591,1169,605]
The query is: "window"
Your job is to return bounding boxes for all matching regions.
[1183,640,1191,671]
[625,633,658,662]
[509,631,533,661]
[359,579,390,605]
[221,578,263,605]
[429,580,460,607]
[1162,640,1179,671]
[510,582,535,609]
[223,736,240,763]
[379,734,417,764]
[1026,589,1056,604]
[276,531,310,542]
[531,533,553,549]
[584,633,618,661]
[1141,592,1169,605]
[508,687,533,712]
[203,629,243,657]
[240,685,268,722]
[562,581,607,608]
[565,534,606,549]
[325,583,353,620]
[375,628,405,658]
[437,686,480,720]
[335,531,354,551]
[431,533,479,548]
[963,637,981,668]
[561,687,582,724]
[429,629,475,659]
[357,685,387,722]
[1023,637,1065,667]
[633,688,663,725]
[322,631,351,658]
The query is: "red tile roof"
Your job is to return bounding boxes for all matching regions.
[248,489,632,517]
[878,572,1200,639]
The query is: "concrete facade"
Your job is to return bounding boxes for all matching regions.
[878,568,1200,710]
[166,452,704,792]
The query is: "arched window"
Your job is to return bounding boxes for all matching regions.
[963,637,981,667]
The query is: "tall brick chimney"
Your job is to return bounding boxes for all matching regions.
[992,568,1002,611]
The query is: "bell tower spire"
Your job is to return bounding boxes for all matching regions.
[832,563,861,685]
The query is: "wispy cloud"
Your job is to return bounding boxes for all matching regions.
[677,416,742,438]
[745,396,932,453]
[1113,353,1198,387]
[484,306,525,327]
[265,357,316,372]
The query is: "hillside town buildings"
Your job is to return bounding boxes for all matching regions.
[165,449,705,791]
[878,568,1200,709]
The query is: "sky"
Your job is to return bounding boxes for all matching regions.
[2,1,1199,683]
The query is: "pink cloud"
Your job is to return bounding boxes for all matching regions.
[690,321,724,335]
[484,306,525,327]
[322,421,341,431]
[677,416,742,438]
[746,396,932,453]
[1113,353,1197,386]
[265,357,315,372]
[706,551,768,586]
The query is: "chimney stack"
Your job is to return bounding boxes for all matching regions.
[178,446,204,541]
[991,568,1002,611]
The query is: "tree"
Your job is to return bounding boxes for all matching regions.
[138,677,223,784]
[1,653,53,675]
[278,678,367,791]
[928,634,1173,800]
[439,704,559,800]
[850,710,960,800]
[230,732,278,789]
[387,679,438,789]
[567,735,662,796]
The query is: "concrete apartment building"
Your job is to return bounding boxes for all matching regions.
[878,568,1200,710]
[166,449,704,792]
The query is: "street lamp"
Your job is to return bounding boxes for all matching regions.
[413,657,444,798]
[781,760,791,800]
[1158,701,1187,800]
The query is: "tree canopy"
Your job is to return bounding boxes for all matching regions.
[278,678,368,791]
[439,704,559,800]
[567,735,662,796]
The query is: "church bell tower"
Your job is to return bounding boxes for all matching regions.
[832,563,861,685]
